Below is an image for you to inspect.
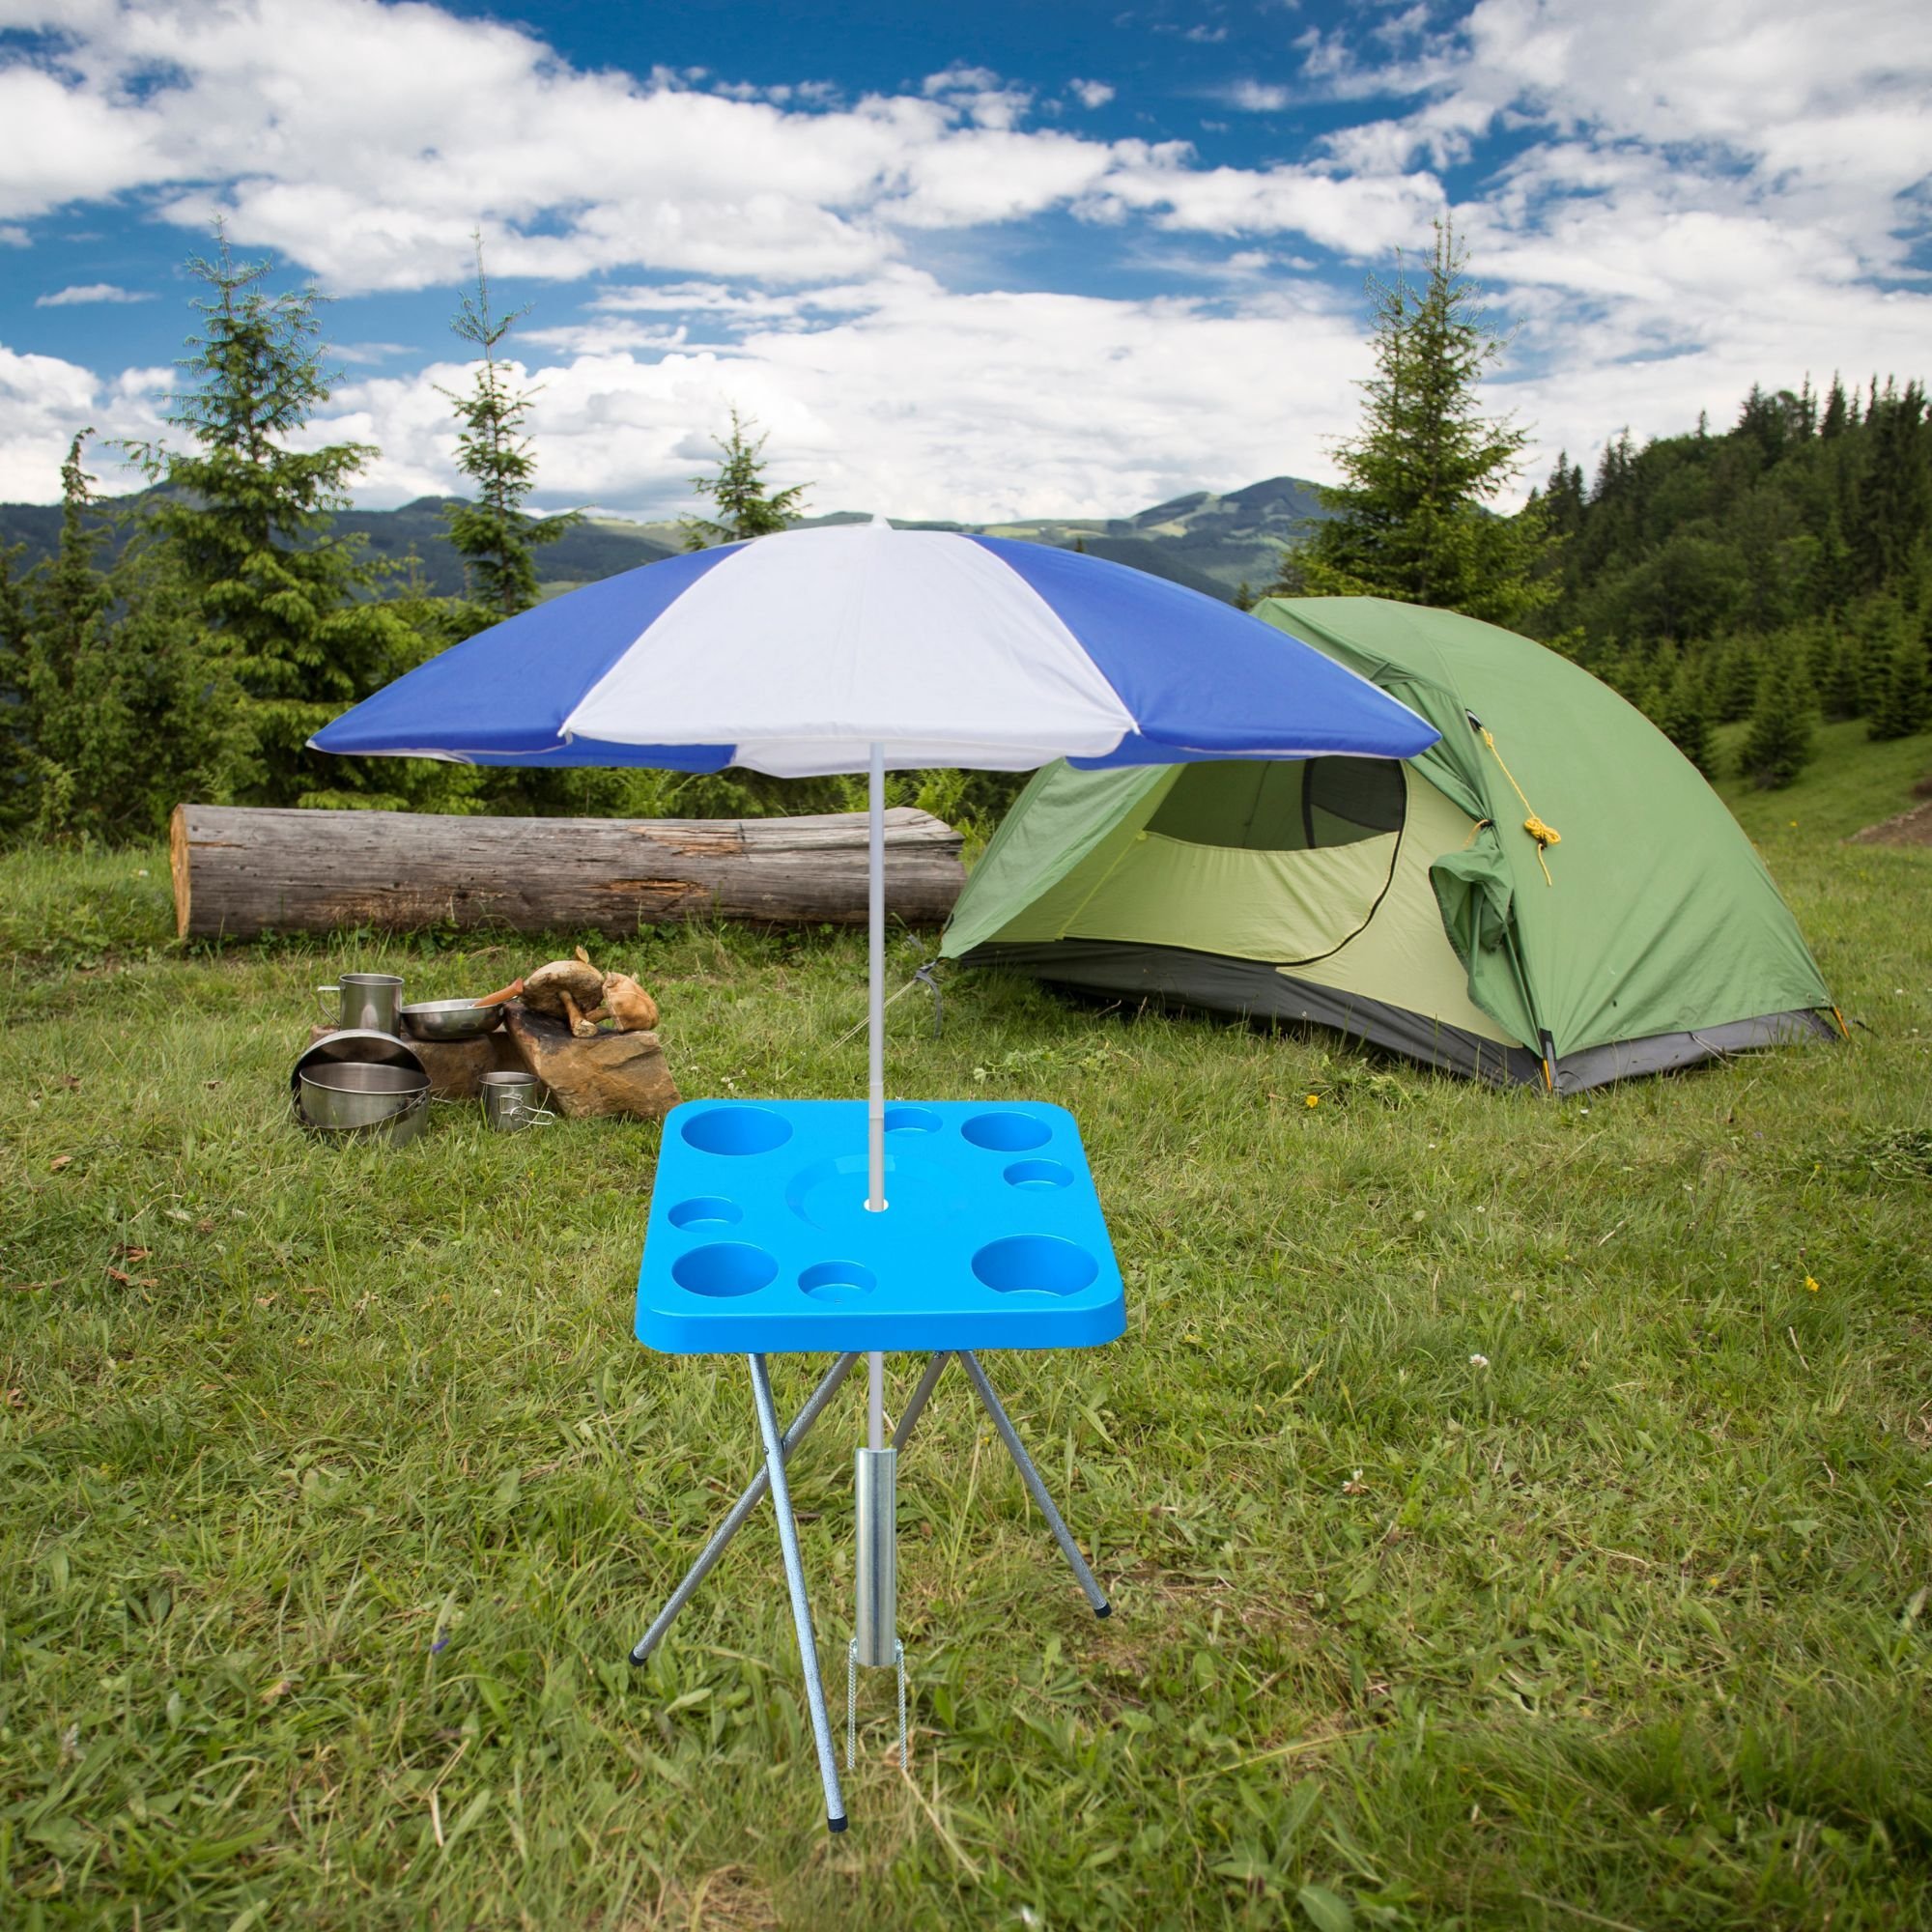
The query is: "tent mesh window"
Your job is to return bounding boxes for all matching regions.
[1147,756,1406,852]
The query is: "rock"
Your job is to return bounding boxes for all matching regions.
[412,1031,527,1100]
[501,1002,681,1122]
[306,1023,524,1101]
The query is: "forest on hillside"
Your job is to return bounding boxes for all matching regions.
[2,215,1927,844]
[1534,375,1931,775]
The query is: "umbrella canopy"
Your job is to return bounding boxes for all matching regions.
[309,523,1437,772]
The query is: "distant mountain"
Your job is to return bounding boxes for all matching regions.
[0,475,1326,604]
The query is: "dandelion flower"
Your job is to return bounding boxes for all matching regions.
[1305,1094,1321,1108]
[1804,1274,1820,1293]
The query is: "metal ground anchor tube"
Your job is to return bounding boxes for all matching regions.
[849,1441,907,1768]
[853,1445,897,1664]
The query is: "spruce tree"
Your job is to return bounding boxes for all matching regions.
[0,539,32,833]
[21,431,249,839]
[1820,375,1850,440]
[682,409,810,550]
[1738,647,1818,788]
[1710,636,1760,722]
[1868,620,1931,741]
[1655,655,1716,777]
[1274,220,1554,628]
[18,433,113,834]
[124,233,418,808]
[1853,380,1928,591]
[440,242,582,619]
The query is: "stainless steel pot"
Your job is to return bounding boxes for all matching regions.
[290,1032,430,1147]
[298,1062,430,1145]
[318,973,404,1034]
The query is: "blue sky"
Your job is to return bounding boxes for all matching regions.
[1,0,1927,520]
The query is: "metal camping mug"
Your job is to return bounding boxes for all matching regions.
[480,1068,544,1131]
[317,973,405,1035]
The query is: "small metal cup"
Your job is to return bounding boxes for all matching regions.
[480,1068,544,1131]
[318,972,404,1035]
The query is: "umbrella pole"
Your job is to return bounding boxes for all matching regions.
[866,742,887,1451]
[852,743,903,1770]
[867,739,887,1214]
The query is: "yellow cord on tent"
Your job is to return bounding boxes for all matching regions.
[1479,727,1560,885]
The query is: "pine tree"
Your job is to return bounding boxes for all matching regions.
[1656,655,1716,776]
[440,242,582,619]
[1709,636,1760,723]
[1820,631,1868,722]
[1868,619,1931,741]
[1275,220,1555,628]
[39,432,112,658]
[682,410,810,550]
[1738,647,1818,788]
[1820,375,1850,440]
[1853,380,1928,591]
[20,430,249,840]
[0,539,32,833]
[18,433,113,834]
[123,232,419,808]
[1541,453,1585,540]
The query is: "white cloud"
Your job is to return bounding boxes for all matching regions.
[1096,159,1446,254]
[1226,79,1292,112]
[0,344,98,497]
[35,281,153,305]
[0,0,1926,528]
[0,0,1437,293]
[332,273,1376,522]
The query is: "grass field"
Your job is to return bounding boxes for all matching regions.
[3,722,1929,1930]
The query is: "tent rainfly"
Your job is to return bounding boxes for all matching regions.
[942,597,1843,1094]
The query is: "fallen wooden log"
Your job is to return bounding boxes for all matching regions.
[171,803,966,941]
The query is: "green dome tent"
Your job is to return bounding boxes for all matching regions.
[941,596,1842,1093]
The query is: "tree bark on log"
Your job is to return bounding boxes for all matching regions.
[171,803,965,941]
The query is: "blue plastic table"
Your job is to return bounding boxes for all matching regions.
[630,1097,1124,1830]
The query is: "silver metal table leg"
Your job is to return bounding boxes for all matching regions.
[629,1351,859,1667]
[959,1350,1111,1619]
[750,1352,847,1833]
[891,1350,952,1451]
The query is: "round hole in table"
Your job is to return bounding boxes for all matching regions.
[798,1261,877,1303]
[971,1234,1097,1297]
[961,1111,1051,1152]
[672,1242,779,1297]
[1004,1159,1072,1190]
[680,1106,793,1156]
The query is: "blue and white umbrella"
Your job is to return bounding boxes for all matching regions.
[314,521,1436,1221]
[313,522,1435,773]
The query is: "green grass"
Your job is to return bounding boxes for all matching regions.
[2,732,1929,1930]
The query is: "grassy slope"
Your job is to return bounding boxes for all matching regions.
[0,732,1927,1931]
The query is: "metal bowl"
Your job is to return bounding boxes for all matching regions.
[298,1062,430,1145]
[401,997,504,1041]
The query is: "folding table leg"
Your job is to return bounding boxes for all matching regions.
[749,1352,848,1833]
[628,1351,859,1667]
[958,1350,1111,1619]
[891,1350,952,1451]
